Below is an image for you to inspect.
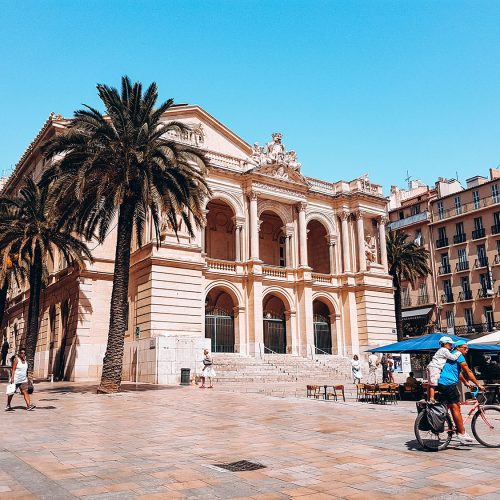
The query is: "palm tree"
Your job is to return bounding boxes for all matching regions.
[386,230,431,341]
[43,76,210,393]
[0,178,93,377]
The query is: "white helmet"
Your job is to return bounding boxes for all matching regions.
[439,336,453,345]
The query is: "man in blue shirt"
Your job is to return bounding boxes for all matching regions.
[437,340,484,444]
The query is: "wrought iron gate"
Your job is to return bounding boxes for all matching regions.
[205,307,235,353]
[313,314,332,354]
[263,313,286,353]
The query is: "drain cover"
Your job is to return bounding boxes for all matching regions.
[213,460,266,472]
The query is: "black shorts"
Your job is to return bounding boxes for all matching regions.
[437,384,460,405]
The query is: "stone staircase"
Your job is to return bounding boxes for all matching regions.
[212,353,355,399]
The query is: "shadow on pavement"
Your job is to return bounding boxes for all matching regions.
[34,382,178,395]
[404,439,471,452]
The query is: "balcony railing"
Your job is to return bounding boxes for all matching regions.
[441,293,454,304]
[492,224,500,235]
[439,264,451,275]
[458,290,473,301]
[456,261,470,272]
[262,265,287,279]
[387,211,429,231]
[417,294,430,305]
[454,323,490,336]
[453,233,467,244]
[436,237,449,248]
[472,227,486,239]
[206,258,237,273]
[478,287,495,299]
[475,257,489,268]
[432,195,500,221]
[312,272,331,284]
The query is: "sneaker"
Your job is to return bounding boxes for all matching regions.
[5,406,13,411]
[457,432,474,444]
[26,404,36,411]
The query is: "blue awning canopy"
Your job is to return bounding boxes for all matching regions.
[366,333,500,354]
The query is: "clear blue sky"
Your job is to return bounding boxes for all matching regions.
[2,1,500,192]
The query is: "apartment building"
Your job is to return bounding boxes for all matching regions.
[388,170,500,338]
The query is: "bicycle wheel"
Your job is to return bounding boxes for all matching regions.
[414,411,453,451]
[471,405,500,447]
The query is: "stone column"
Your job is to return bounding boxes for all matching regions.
[249,192,259,260]
[327,236,337,275]
[340,210,351,273]
[201,211,208,254]
[379,216,389,272]
[283,230,291,267]
[356,210,367,272]
[233,217,244,262]
[297,202,308,267]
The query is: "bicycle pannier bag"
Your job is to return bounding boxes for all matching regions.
[427,403,448,433]
[416,402,432,431]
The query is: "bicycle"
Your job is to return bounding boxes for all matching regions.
[414,388,500,451]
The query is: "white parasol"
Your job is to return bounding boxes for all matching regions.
[468,330,500,346]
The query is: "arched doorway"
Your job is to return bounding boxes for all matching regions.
[259,211,286,267]
[205,288,235,352]
[205,200,236,261]
[307,220,330,273]
[263,294,287,353]
[313,300,332,354]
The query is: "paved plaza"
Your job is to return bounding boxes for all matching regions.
[1,382,499,499]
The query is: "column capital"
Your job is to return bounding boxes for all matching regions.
[297,201,308,213]
[248,190,258,201]
[340,210,350,221]
[232,216,245,228]
[379,215,389,225]
[326,235,337,245]
[354,209,367,220]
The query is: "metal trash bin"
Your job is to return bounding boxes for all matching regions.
[180,368,191,385]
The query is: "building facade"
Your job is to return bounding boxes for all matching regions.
[388,171,500,338]
[3,106,396,383]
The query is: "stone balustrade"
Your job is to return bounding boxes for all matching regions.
[206,258,237,273]
[262,265,287,279]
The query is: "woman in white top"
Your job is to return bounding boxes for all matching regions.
[199,349,216,389]
[5,348,35,411]
[351,355,362,384]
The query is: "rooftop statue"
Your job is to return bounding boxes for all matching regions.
[249,133,301,172]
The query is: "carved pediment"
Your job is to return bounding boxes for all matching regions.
[253,163,307,184]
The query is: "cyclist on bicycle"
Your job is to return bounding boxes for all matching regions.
[436,339,485,444]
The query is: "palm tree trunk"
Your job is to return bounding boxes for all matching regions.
[0,277,9,330]
[25,247,43,379]
[393,274,404,342]
[98,201,135,393]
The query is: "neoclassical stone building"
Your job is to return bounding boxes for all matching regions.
[2,105,396,383]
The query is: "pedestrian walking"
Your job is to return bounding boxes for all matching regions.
[199,349,216,389]
[5,348,35,411]
[381,354,389,383]
[367,352,380,384]
[387,354,395,383]
[351,355,362,384]
[1,336,8,365]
